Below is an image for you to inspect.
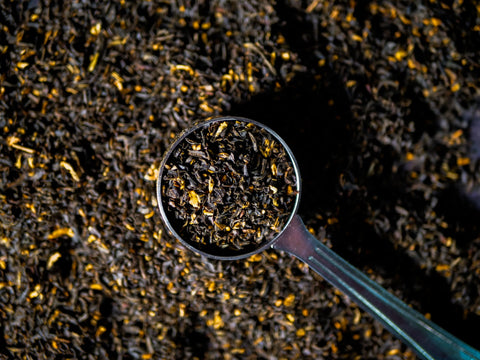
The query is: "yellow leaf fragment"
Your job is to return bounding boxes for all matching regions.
[47,252,62,270]
[25,203,36,214]
[48,228,74,240]
[199,102,214,113]
[249,253,263,262]
[346,80,357,87]
[111,71,124,91]
[284,293,295,307]
[109,36,128,46]
[399,14,411,25]
[171,64,195,76]
[287,185,295,195]
[207,281,216,292]
[214,121,228,138]
[306,0,321,13]
[17,62,29,69]
[446,172,459,180]
[453,129,463,139]
[90,283,103,291]
[296,328,306,337]
[431,17,442,27]
[15,154,22,168]
[95,325,107,338]
[330,8,339,19]
[188,191,201,208]
[90,22,102,36]
[7,136,35,154]
[144,163,159,181]
[214,221,227,230]
[29,284,41,299]
[327,217,339,225]
[436,264,450,272]
[394,50,408,61]
[271,162,277,176]
[457,157,470,166]
[208,177,214,193]
[448,129,463,145]
[60,161,80,181]
[387,349,401,356]
[203,209,214,216]
[88,52,99,72]
[210,311,224,329]
[351,34,363,42]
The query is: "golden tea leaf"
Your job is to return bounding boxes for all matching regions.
[48,228,74,240]
[188,190,201,208]
[47,252,62,270]
[214,121,228,138]
[90,283,103,291]
[88,52,99,72]
[60,161,80,181]
[90,22,102,36]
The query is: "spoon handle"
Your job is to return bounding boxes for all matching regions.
[273,215,480,360]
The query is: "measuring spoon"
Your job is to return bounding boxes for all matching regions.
[156,116,480,360]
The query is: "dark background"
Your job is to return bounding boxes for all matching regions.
[1,0,480,359]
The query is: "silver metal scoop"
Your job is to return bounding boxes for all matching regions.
[156,116,480,360]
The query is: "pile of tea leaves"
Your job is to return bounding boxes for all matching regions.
[160,119,298,255]
[1,0,480,359]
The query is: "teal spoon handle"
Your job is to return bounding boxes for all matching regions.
[273,215,480,360]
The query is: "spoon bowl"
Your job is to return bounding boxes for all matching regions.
[156,116,301,260]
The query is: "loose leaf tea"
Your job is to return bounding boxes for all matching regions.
[160,119,298,252]
[2,0,480,357]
